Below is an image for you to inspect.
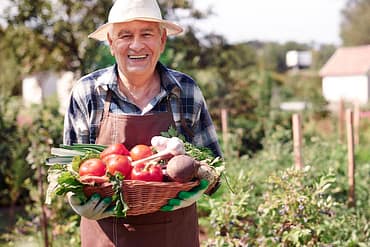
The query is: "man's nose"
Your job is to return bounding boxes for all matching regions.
[129,37,145,51]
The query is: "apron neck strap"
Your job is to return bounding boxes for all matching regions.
[168,92,194,139]
[103,90,112,118]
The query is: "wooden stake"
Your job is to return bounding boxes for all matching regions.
[353,100,360,145]
[338,99,345,142]
[346,109,356,207]
[38,160,49,247]
[221,108,228,147]
[292,113,304,170]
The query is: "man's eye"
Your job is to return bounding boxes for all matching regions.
[118,34,132,39]
[143,33,153,37]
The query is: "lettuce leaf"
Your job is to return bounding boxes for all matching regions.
[45,163,86,204]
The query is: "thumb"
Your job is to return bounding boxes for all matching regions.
[67,192,83,205]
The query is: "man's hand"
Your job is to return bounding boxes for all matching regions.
[67,192,114,220]
[160,179,209,212]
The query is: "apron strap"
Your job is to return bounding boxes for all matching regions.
[102,90,112,119]
[167,93,194,139]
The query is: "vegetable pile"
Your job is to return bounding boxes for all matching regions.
[45,128,224,217]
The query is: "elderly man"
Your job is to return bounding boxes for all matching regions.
[63,0,222,246]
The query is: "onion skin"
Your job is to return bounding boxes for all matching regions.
[166,155,200,183]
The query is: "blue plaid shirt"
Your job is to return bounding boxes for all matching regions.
[63,62,222,157]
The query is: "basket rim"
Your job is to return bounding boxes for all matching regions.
[83,179,199,188]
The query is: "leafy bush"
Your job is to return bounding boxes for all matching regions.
[0,96,81,246]
[203,164,369,247]
[257,167,338,246]
[0,97,31,207]
[201,124,369,246]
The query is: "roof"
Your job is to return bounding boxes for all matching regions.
[319,45,370,77]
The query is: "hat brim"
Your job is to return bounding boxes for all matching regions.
[88,18,183,41]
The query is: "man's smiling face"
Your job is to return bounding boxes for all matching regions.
[108,20,167,80]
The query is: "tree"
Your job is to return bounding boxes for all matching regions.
[0,0,115,97]
[311,44,337,70]
[161,27,202,72]
[340,0,370,46]
[256,41,310,73]
[0,0,209,96]
[2,0,112,74]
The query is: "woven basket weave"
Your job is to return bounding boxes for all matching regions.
[83,179,199,216]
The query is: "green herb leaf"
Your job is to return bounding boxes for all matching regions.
[161,127,224,167]
[45,163,86,204]
[108,173,128,217]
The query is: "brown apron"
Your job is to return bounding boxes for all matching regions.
[80,90,200,247]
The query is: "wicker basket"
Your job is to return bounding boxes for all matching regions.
[83,179,199,216]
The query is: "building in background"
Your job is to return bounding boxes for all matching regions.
[319,45,370,105]
[22,71,75,114]
[286,50,312,69]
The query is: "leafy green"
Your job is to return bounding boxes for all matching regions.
[108,173,129,218]
[161,126,224,167]
[45,151,99,205]
[55,172,84,197]
[161,126,230,194]
[45,164,85,204]
[59,143,106,154]
[46,150,129,217]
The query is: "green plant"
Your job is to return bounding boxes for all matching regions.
[202,167,258,247]
[257,167,338,246]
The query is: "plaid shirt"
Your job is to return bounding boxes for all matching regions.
[63,62,222,157]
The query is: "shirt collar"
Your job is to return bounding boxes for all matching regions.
[156,62,183,95]
[94,65,118,92]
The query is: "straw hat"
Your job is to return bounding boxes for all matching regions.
[88,0,183,41]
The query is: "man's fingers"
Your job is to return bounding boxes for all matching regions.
[160,204,174,212]
[179,190,204,201]
[68,193,101,216]
[168,198,181,206]
[93,197,112,214]
[160,179,209,212]
[67,192,83,205]
[85,193,101,209]
[98,206,115,219]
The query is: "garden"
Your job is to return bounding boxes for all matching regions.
[0,0,369,246]
[0,84,369,246]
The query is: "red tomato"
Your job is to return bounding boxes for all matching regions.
[130,144,154,161]
[131,163,163,182]
[79,158,106,177]
[103,154,132,179]
[100,143,130,159]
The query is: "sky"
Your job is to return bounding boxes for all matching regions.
[191,0,347,45]
[0,0,347,45]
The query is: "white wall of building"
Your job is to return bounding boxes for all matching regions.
[22,71,75,113]
[56,71,74,114]
[22,76,43,106]
[286,50,312,68]
[322,75,369,104]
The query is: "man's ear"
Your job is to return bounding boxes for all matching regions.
[160,29,167,53]
[107,32,114,56]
